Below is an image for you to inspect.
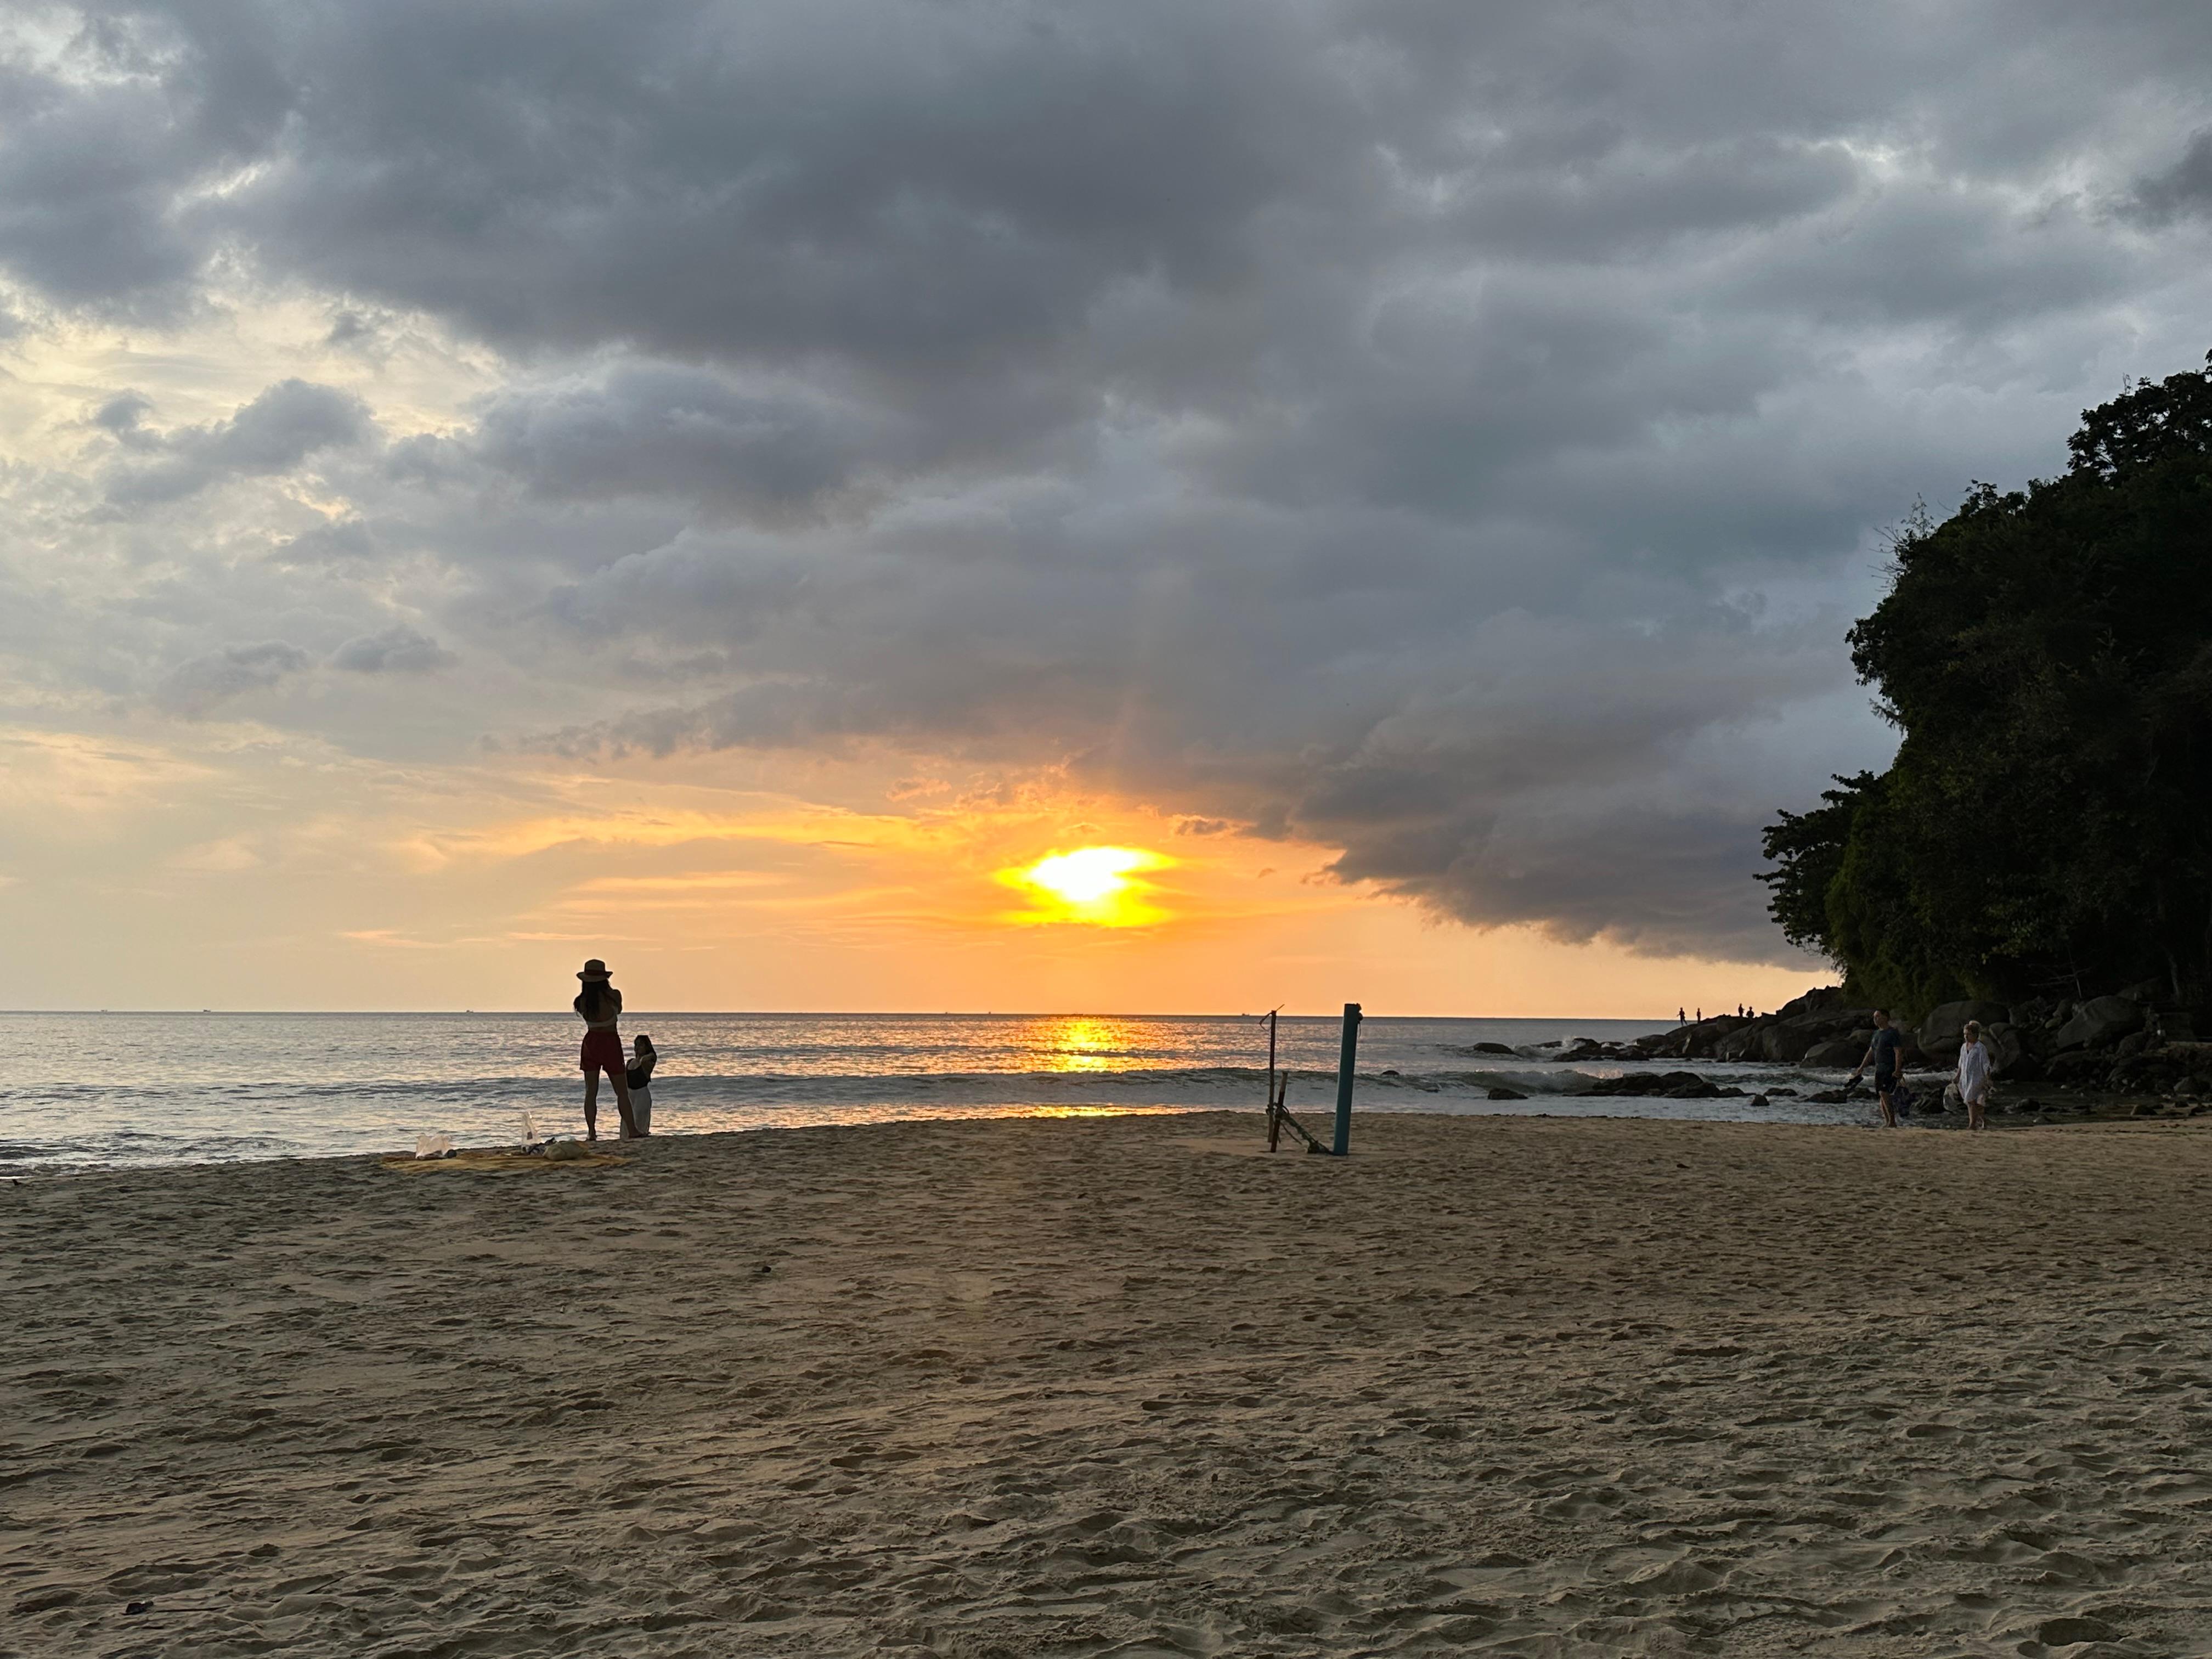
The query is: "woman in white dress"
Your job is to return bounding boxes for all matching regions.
[1956,1019,1993,1132]
[625,1034,657,1136]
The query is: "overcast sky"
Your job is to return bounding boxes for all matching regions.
[3,1,2209,1010]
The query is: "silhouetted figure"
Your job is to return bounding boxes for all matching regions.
[573,959,639,1141]
[627,1034,658,1136]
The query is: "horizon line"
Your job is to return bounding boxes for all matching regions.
[0,1007,1689,1022]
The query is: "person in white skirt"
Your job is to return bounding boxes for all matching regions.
[1956,1019,1993,1132]
[625,1034,658,1136]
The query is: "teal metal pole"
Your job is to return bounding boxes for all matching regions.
[1332,1002,1361,1155]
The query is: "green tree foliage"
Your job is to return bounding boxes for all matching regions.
[1761,352,2212,1011]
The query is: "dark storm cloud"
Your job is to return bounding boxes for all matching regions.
[8,1,2212,958]
[469,365,902,521]
[2133,129,2212,224]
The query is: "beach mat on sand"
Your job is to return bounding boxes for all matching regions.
[380,1148,629,1176]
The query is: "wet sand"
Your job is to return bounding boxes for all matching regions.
[8,1111,2212,1656]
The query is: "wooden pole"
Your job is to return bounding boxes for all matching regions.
[1265,1009,1281,1152]
[1332,1002,1361,1155]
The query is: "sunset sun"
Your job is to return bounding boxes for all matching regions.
[1005,846,1172,926]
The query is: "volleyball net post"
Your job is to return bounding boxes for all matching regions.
[1262,1004,1359,1156]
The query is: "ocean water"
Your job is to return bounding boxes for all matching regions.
[0,1011,1875,1173]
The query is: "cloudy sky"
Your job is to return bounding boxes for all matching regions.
[2,1,2208,1012]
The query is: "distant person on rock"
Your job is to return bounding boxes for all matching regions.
[1956,1020,1992,1131]
[573,959,640,1142]
[1678,1006,1686,1024]
[1847,1010,1906,1128]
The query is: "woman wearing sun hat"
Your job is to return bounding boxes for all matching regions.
[572,959,640,1141]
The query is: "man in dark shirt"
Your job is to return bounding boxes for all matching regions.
[1848,1010,1906,1128]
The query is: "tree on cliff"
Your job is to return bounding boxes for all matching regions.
[1761,351,2212,1011]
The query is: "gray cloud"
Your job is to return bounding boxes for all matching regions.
[7,1,2212,961]
[103,379,375,506]
[330,624,456,675]
[156,641,313,716]
[2133,128,2212,224]
[470,365,902,522]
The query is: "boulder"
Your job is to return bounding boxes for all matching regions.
[1990,1039,2045,1082]
[1486,1086,1526,1101]
[2047,1051,2115,1083]
[2052,995,2142,1052]
[1916,999,2010,1058]
[1714,1025,1764,1062]
[1757,1022,1825,1063]
[1985,1023,2024,1073]
[1803,1037,1863,1068]
[1577,1069,1720,1098]
[1776,986,1849,1020]
[1677,1015,1747,1059]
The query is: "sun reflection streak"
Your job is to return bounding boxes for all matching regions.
[1031,1015,1142,1073]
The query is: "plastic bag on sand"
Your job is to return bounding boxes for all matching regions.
[520,1111,541,1150]
[414,1132,455,1160]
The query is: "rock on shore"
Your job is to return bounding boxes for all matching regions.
[1553,979,2209,1107]
[1491,972,2209,1124]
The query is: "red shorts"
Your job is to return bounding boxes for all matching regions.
[580,1029,626,1077]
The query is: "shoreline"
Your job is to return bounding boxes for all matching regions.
[8,1078,2197,1181]
[13,1084,2194,1186]
[13,1109,2212,1654]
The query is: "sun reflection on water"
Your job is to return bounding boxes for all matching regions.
[1031,1015,1143,1073]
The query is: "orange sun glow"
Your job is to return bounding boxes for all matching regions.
[1002,845,1172,927]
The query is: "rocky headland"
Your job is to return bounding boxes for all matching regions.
[1519,983,2212,1121]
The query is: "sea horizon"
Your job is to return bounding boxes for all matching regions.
[5,1008,1852,1176]
[0,1006,1694,1019]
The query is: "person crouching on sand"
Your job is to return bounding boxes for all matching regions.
[626,1034,657,1137]
[1847,1009,1905,1129]
[573,959,639,1142]
[1957,1019,1993,1131]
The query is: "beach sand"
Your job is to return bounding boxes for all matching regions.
[8,1111,2212,1657]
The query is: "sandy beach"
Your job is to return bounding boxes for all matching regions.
[8,1111,2212,1657]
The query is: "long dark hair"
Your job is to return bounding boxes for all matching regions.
[575,980,612,1020]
